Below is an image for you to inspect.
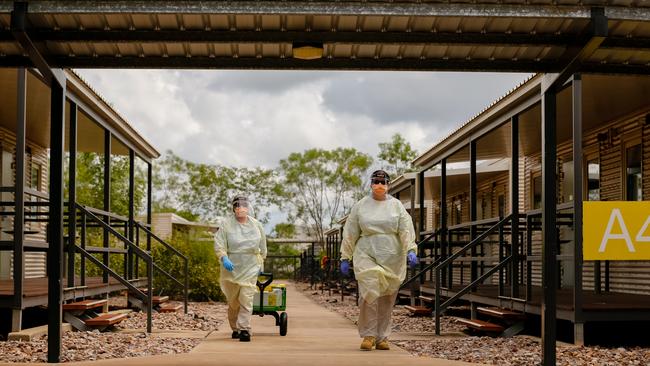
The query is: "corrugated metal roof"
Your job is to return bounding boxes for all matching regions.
[413,73,542,167]
[0,1,648,71]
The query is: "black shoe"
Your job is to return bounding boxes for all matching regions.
[231,331,240,339]
[239,330,251,342]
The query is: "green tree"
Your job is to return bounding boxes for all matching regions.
[153,150,286,223]
[272,223,296,238]
[279,148,373,243]
[377,133,418,177]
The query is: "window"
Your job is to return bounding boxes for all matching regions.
[498,194,505,218]
[562,160,574,203]
[454,198,462,225]
[30,164,41,190]
[532,174,542,209]
[587,158,600,201]
[626,144,642,201]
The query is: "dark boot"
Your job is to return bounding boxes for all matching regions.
[231,331,240,339]
[239,330,251,342]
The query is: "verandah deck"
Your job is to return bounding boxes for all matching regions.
[0,276,148,308]
[411,283,650,322]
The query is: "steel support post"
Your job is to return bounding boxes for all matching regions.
[128,150,135,279]
[541,86,558,366]
[440,159,447,287]
[67,102,77,288]
[103,130,111,283]
[572,74,585,344]
[47,73,66,364]
[470,141,477,287]
[13,68,26,314]
[511,116,520,298]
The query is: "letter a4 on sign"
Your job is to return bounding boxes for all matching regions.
[584,202,650,260]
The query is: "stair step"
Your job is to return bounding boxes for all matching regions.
[477,307,525,320]
[152,295,169,305]
[158,304,183,313]
[130,287,155,294]
[63,299,108,311]
[418,295,434,303]
[404,305,432,316]
[84,312,128,327]
[456,318,504,333]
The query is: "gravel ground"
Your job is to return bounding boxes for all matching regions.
[394,338,650,366]
[1,301,228,363]
[0,332,201,363]
[116,301,228,331]
[298,283,650,366]
[296,283,464,333]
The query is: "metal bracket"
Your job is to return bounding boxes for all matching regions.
[63,312,93,332]
[10,1,66,87]
[541,7,608,94]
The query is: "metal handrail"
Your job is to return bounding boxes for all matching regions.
[434,255,514,334]
[432,214,513,335]
[83,205,129,222]
[75,203,153,333]
[134,221,189,314]
[436,214,512,270]
[399,227,443,290]
[135,221,187,260]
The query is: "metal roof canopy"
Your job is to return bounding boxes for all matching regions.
[0,1,649,73]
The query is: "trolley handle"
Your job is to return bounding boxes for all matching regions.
[256,272,274,317]
[257,272,274,291]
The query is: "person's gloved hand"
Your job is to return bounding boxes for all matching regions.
[340,259,350,276]
[221,256,234,272]
[407,251,418,269]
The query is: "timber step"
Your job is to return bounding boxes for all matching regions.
[456,318,504,333]
[63,299,107,311]
[477,307,525,320]
[152,295,169,305]
[418,295,434,304]
[158,303,183,313]
[84,312,128,327]
[404,305,433,316]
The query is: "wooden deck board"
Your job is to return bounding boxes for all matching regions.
[0,277,147,297]
[418,283,650,312]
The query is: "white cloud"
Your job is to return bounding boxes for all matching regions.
[75,69,530,168]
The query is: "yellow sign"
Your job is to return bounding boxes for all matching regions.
[584,202,650,260]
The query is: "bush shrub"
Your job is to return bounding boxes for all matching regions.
[152,237,224,302]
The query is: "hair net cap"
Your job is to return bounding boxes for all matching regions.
[371,170,390,182]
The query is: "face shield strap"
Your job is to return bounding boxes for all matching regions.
[232,196,250,210]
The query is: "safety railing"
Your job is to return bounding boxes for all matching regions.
[134,221,189,314]
[433,214,514,334]
[74,203,153,332]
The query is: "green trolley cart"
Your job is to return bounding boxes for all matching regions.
[253,272,288,336]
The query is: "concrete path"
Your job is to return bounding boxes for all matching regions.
[8,282,480,366]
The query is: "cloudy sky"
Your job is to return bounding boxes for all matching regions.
[75,69,531,169]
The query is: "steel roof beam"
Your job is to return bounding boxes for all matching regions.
[9,2,65,87]
[2,29,577,47]
[0,54,560,72]
[542,7,608,93]
[0,1,646,21]
[0,31,646,50]
[1,54,648,74]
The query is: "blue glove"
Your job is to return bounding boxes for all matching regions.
[340,259,350,276]
[221,256,234,272]
[407,251,418,269]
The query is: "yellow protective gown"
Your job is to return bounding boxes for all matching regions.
[341,195,416,304]
[214,215,267,331]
